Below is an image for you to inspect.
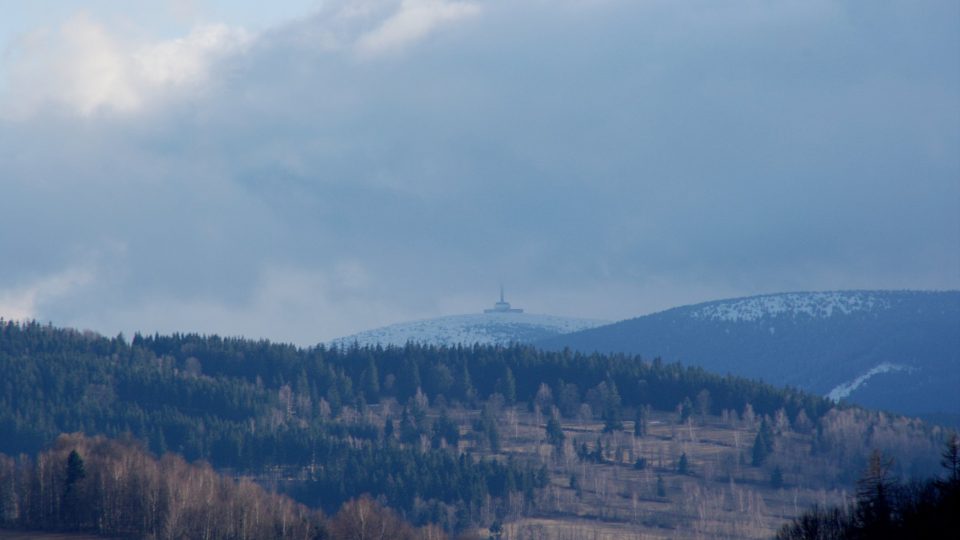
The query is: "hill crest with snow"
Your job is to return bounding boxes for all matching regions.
[539,290,960,419]
[690,291,891,322]
[331,312,609,348]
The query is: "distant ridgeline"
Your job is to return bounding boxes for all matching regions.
[331,289,608,347]
[538,290,960,420]
[0,319,829,455]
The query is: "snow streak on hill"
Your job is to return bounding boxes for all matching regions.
[331,313,608,348]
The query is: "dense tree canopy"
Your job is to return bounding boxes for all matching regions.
[0,319,840,533]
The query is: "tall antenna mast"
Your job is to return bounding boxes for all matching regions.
[484,283,523,314]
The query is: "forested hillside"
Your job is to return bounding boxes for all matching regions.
[0,433,451,539]
[0,433,322,539]
[0,320,951,538]
[776,437,960,539]
[540,290,960,419]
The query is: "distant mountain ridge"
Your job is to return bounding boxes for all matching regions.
[688,290,890,322]
[330,312,609,348]
[538,290,960,418]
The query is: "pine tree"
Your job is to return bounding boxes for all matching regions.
[400,408,419,445]
[849,449,898,539]
[62,449,86,528]
[570,474,582,498]
[458,361,474,398]
[941,432,960,484]
[361,357,380,401]
[496,366,516,405]
[546,414,565,450]
[384,417,395,441]
[677,452,689,475]
[591,437,605,463]
[771,466,784,489]
[751,431,769,467]
[678,397,694,424]
[432,409,459,448]
[602,379,623,433]
[752,419,774,466]
[634,405,648,438]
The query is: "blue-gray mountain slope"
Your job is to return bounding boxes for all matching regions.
[538,291,960,418]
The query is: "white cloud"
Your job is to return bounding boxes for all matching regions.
[1,13,250,117]
[0,266,94,321]
[355,0,480,56]
[0,0,956,344]
[135,23,250,87]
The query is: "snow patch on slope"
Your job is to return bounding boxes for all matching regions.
[331,312,608,348]
[827,362,913,402]
[692,291,891,322]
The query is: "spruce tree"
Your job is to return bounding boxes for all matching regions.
[941,432,960,484]
[361,357,380,401]
[602,379,624,433]
[678,397,694,424]
[752,419,774,466]
[771,466,784,488]
[62,450,86,528]
[546,414,565,449]
[634,405,648,438]
[496,366,516,405]
[856,450,895,533]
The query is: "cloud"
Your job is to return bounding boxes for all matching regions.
[2,13,250,117]
[355,0,480,56]
[0,266,94,321]
[0,0,957,343]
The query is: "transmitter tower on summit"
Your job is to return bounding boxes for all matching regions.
[484,285,524,313]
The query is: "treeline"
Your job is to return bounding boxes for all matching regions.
[135,331,832,421]
[1,320,831,461]
[0,433,458,539]
[776,436,960,539]
[0,319,837,531]
[0,433,322,539]
[291,443,547,524]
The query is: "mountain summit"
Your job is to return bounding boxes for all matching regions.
[331,291,607,348]
[539,290,960,418]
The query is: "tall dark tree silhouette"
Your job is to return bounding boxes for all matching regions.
[633,405,648,438]
[941,432,960,484]
[546,413,565,453]
[752,418,774,466]
[601,378,623,433]
[62,449,86,528]
[855,449,895,534]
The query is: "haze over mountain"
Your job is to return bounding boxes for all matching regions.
[538,290,960,418]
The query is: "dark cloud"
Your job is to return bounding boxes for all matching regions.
[1,0,957,344]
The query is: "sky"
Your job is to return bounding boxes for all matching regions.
[0,0,958,346]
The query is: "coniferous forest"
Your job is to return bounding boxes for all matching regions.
[776,438,960,539]
[0,319,955,538]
